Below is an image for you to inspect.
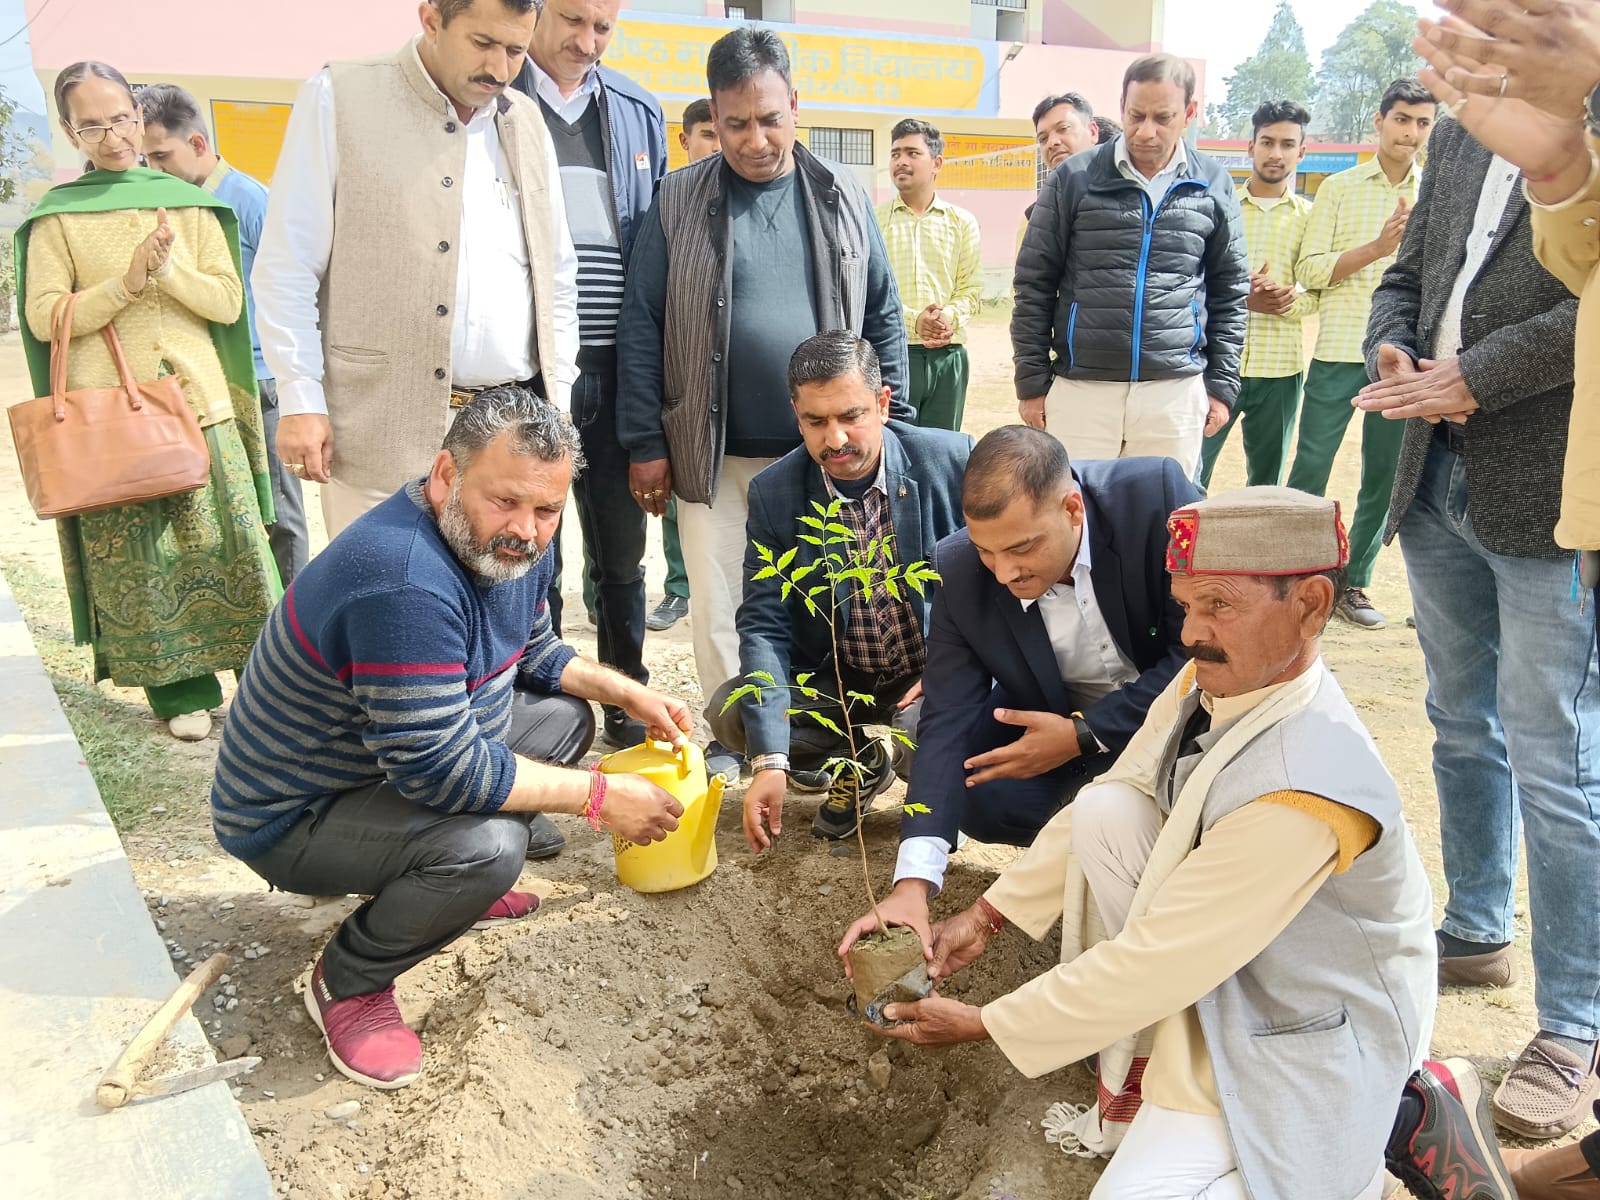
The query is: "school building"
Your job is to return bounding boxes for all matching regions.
[27,0,1205,289]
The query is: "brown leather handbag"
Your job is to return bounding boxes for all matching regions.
[9,292,210,519]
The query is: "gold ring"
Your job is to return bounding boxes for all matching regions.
[1498,71,1509,98]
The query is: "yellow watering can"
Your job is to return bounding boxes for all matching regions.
[598,740,728,893]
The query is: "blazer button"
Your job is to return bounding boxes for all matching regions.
[434,367,447,380]
[439,240,451,252]
[712,352,723,362]
[716,297,726,307]
[437,304,449,316]
[445,121,457,133]
[442,176,453,188]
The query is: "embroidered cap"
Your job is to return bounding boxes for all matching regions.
[1166,486,1349,577]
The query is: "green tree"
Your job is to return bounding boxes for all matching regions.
[0,84,31,207]
[1217,0,1316,140]
[1313,0,1424,142]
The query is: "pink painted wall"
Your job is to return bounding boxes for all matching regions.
[997,43,1207,123]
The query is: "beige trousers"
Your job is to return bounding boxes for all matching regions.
[675,455,780,705]
[321,477,397,541]
[1044,375,1209,478]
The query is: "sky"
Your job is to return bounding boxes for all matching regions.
[0,0,1439,116]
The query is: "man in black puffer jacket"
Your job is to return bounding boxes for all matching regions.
[1012,53,1248,481]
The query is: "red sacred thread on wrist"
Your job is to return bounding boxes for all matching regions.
[583,767,608,831]
[976,896,1007,935]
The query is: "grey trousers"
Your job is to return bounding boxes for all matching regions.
[243,690,594,998]
[258,380,310,586]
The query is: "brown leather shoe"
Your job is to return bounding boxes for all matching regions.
[1438,939,1520,988]
[1493,1037,1600,1139]
[1501,1139,1600,1199]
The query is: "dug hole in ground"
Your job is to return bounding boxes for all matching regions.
[0,314,1555,1199]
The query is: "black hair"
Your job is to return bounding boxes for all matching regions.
[681,98,714,132]
[1121,53,1196,106]
[1094,115,1120,144]
[787,330,881,399]
[1251,99,1310,139]
[706,26,792,95]
[1031,91,1094,128]
[138,82,207,139]
[54,61,133,126]
[962,426,1073,520]
[890,117,944,158]
[1379,77,1436,117]
[435,0,539,24]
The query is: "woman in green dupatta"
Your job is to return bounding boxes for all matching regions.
[16,61,280,741]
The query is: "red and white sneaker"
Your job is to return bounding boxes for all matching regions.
[303,958,422,1090]
[472,889,540,930]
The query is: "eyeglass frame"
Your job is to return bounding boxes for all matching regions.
[69,114,140,145]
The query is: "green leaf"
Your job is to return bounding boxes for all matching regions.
[796,672,814,686]
[803,597,819,617]
[777,546,798,571]
[749,670,776,684]
[811,499,828,516]
[845,690,876,706]
[807,585,829,600]
[790,562,818,585]
[803,712,844,736]
[824,522,852,537]
[798,515,824,529]
[825,498,843,518]
[902,803,931,816]
[886,727,917,749]
[755,541,773,563]
[884,578,902,601]
[780,581,793,602]
[907,575,927,597]
[720,684,761,713]
[798,534,823,547]
[751,565,778,581]
[797,687,820,701]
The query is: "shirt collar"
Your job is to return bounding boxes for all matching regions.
[201,158,232,194]
[888,192,950,217]
[1019,504,1094,610]
[821,451,888,501]
[1236,181,1296,210]
[1357,153,1420,188]
[1114,133,1187,182]
[525,57,599,113]
[408,35,502,124]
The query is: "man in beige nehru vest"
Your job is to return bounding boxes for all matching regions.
[838,488,1510,1200]
[255,0,579,537]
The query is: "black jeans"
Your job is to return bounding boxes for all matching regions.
[242,689,594,998]
[546,355,648,692]
[258,379,309,586]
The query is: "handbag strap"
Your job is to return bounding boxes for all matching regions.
[46,289,148,421]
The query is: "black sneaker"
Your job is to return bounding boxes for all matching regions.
[1387,1058,1516,1200]
[1337,586,1388,630]
[525,813,566,861]
[789,768,833,794]
[645,594,689,632]
[601,708,646,750]
[705,740,745,781]
[812,741,893,840]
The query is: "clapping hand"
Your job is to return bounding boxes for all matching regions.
[124,207,174,296]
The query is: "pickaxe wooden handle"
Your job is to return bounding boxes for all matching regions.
[96,952,230,1110]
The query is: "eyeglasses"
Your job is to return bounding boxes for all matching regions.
[71,116,138,145]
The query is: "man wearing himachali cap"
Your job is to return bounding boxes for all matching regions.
[849,488,1518,1200]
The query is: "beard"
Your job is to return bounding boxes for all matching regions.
[438,479,544,585]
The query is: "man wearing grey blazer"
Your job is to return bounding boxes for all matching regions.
[1360,115,1600,1140]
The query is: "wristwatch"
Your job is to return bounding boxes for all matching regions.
[1585,81,1600,140]
[1071,715,1102,756]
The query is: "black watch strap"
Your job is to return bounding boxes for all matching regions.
[1072,715,1101,756]
[1586,81,1600,140]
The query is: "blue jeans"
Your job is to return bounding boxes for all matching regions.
[1400,440,1600,1040]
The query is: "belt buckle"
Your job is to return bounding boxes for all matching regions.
[449,388,473,410]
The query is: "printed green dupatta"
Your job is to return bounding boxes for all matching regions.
[14,168,280,676]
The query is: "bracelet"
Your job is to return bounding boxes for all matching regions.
[582,766,608,831]
[976,896,1007,935]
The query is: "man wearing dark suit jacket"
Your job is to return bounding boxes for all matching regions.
[857,427,1197,941]
[709,331,971,853]
[1358,116,1600,1140]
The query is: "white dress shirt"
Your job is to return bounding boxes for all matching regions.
[254,53,580,417]
[1433,155,1519,361]
[1114,134,1190,206]
[523,58,600,125]
[895,507,1138,892]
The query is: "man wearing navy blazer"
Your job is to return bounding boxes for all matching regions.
[707,331,972,852]
[862,426,1197,942]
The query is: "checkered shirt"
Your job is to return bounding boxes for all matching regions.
[1296,157,1421,362]
[827,464,926,678]
[1236,184,1318,379]
[875,193,984,346]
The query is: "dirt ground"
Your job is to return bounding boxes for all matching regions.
[0,309,1578,1200]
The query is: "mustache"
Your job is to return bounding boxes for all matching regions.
[471,75,508,89]
[488,533,537,555]
[821,445,860,460]
[1184,642,1229,664]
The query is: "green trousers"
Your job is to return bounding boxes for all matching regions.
[146,673,223,719]
[1285,359,1403,589]
[908,344,969,431]
[1200,374,1302,489]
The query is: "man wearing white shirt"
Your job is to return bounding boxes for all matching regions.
[254,0,580,538]
[854,427,1197,944]
[510,0,667,740]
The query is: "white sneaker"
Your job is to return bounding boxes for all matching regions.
[167,711,212,741]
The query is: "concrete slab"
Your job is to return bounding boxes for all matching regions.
[0,571,272,1199]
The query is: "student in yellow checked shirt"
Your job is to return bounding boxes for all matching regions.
[1200,100,1316,489]
[875,118,983,431]
[1286,79,1437,630]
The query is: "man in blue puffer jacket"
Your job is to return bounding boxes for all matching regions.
[1012,52,1248,482]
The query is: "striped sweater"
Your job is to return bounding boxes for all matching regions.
[210,481,576,860]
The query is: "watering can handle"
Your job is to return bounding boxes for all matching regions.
[642,737,692,778]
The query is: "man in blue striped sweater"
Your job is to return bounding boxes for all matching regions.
[211,387,691,1090]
